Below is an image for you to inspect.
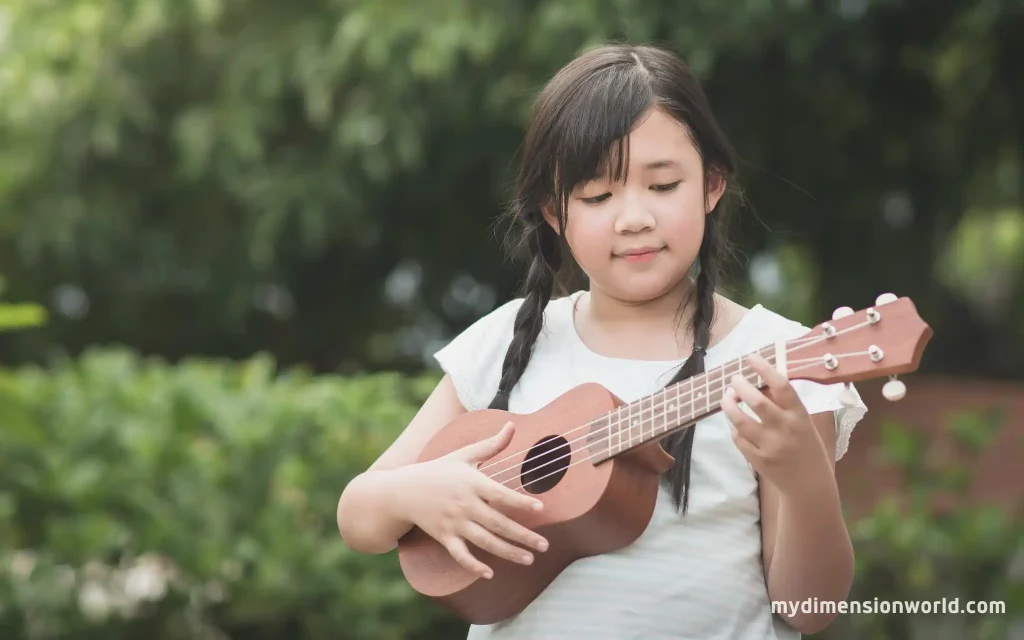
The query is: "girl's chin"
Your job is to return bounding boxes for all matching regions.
[592,275,692,302]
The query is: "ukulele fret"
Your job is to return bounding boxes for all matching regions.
[704,371,710,414]
[592,337,841,463]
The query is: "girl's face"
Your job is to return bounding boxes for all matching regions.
[547,107,725,304]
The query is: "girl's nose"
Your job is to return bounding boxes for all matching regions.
[614,202,656,234]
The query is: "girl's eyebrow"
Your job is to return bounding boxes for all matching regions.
[645,160,680,169]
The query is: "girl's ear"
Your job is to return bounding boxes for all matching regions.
[706,169,728,214]
[541,202,561,234]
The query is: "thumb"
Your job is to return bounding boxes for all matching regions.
[457,421,515,464]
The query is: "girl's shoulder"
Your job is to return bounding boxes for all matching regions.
[711,295,823,354]
[432,294,575,412]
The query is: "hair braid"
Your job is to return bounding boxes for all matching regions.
[488,223,562,410]
[659,222,721,514]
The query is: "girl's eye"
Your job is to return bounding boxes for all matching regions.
[651,181,681,193]
[580,193,611,204]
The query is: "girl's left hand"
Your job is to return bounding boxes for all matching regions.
[720,353,831,497]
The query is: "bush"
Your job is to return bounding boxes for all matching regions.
[0,348,466,639]
[0,348,1020,639]
[823,410,1023,640]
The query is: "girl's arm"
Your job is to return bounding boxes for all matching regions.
[336,375,466,553]
[336,374,546,575]
[759,411,855,635]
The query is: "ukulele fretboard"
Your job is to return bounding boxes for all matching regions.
[586,343,776,463]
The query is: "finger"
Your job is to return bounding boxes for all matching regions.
[720,386,762,447]
[731,426,761,466]
[745,353,802,410]
[457,421,515,464]
[477,476,545,514]
[729,373,782,424]
[461,522,535,566]
[474,503,549,552]
[443,536,494,579]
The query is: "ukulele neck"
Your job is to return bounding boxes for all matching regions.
[587,343,778,464]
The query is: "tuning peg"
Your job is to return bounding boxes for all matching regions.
[839,382,859,407]
[832,306,854,320]
[882,375,906,401]
[875,292,898,306]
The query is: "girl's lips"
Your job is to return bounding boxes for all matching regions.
[619,247,663,262]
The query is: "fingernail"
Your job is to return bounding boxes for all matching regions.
[521,553,533,564]
[483,570,493,579]
[537,539,548,551]
[532,501,543,511]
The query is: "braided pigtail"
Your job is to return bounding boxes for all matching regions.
[488,222,562,410]
[660,218,724,513]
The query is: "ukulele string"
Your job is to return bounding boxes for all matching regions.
[479,353,772,481]
[507,356,853,495]
[475,345,774,476]
[480,316,876,488]
[478,333,862,482]
[475,315,876,479]
[490,355,827,490]
[474,326,849,477]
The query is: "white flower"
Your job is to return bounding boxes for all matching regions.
[9,551,37,580]
[78,581,114,622]
[124,556,168,603]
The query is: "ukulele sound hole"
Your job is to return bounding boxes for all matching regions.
[520,435,571,495]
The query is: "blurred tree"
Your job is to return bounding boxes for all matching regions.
[0,0,1021,376]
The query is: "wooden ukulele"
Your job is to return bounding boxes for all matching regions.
[397,294,932,624]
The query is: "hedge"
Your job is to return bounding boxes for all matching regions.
[0,348,1019,639]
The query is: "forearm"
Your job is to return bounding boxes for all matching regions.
[768,475,855,632]
[336,467,417,554]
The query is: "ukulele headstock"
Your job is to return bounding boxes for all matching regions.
[784,293,932,399]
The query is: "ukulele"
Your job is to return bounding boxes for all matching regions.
[397,294,932,624]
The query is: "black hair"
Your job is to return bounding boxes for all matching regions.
[489,43,740,514]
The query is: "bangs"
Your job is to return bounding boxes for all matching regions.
[546,63,655,210]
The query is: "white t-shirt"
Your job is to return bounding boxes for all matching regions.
[433,290,867,640]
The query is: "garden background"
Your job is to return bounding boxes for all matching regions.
[1,1,1022,638]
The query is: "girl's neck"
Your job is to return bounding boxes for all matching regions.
[574,278,706,361]
[585,279,697,330]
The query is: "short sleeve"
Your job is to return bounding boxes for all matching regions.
[433,298,525,412]
[789,379,868,461]
[768,316,870,462]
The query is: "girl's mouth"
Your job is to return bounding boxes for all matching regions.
[618,247,663,262]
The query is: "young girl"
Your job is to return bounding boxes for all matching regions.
[337,43,868,639]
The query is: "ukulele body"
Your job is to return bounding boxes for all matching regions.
[396,382,675,625]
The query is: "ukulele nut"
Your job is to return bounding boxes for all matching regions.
[822,354,838,370]
[868,345,884,362]
[866,308,881,323]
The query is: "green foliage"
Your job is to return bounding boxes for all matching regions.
[0,349,465,639]
[827,410,1023,640]
[0,275,46,333]
[0,1,1020,373]
[1,350,1021,638]
[937,205,1024,313]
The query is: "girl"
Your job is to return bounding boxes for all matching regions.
[337,43,868,639]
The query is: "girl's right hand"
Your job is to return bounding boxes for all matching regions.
[398,422,549,579]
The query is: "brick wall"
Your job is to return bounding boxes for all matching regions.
[835,376,1024,520]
